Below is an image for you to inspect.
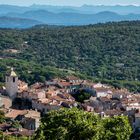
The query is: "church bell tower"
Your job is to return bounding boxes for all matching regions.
[5,68,18,99]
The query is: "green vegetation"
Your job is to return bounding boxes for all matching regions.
[33,108,132,140]
[0,110,5,123]
[0,21,140,91]
[11,121,22,129]
[0,132,29,140]
[0,59,68,85]
[72,90,94,103]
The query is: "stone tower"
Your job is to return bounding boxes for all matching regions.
[6,68,18,99]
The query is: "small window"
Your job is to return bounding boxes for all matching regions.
[13,77,15,83]
[31,124,34,130]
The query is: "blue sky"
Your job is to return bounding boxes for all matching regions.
[0,0,140,6]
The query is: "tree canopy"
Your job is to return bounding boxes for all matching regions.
[72,89,94,103]
[33,108,132,140]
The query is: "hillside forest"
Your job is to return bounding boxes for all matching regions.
[0,21,140,92]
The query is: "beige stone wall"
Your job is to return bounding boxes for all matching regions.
[0,96,12,108]
[6,76,18,99]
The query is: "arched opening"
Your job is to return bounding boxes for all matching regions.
[13,77,15,83]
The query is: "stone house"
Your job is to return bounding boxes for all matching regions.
[82,103,94,112]
[20,110,40,130]
[22,117,40,130]
[0,96,12,109]
[65,76,83,84]
[95,88,112,98]
[32,98,61,113]
[134,113,140,129]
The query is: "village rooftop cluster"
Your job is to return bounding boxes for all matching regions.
[0,68,140,137]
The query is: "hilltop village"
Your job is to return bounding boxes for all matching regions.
[0,68,140,137]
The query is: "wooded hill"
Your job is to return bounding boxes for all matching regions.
[0,21,140,92]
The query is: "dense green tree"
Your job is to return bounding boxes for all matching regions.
[33,108,132,140]
[72,90,94,103]
[102,116,132,140]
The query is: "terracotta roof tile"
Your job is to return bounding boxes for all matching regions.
[5,109,27,119]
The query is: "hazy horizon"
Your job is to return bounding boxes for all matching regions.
[0,4,140,7]
[0,0,140,6]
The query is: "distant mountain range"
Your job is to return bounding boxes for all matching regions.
[0,17,41,28]
[0,4,140,15]
[4,10,140,26]
[0,4,140,28]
